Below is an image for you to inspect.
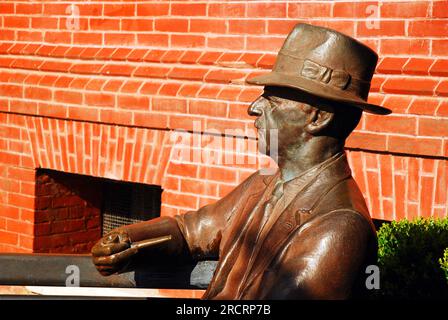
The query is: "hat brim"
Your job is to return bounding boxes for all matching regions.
[247,72,391,115]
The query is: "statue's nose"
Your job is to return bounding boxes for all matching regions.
[247,97,264,116]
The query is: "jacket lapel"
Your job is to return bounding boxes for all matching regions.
[239,154,352,297]
[203,171,279,299]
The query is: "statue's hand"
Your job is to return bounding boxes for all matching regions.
[91,230,138,276]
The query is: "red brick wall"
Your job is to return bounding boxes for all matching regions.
[0,1,447,253]
[34,170,102,253]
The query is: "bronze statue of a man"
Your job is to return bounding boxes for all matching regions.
[92,23,391,299]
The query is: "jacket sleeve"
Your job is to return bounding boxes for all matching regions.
[175,171,260,260]
[258,209,377,299]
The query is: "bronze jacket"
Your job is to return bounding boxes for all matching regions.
[175,153,378,300]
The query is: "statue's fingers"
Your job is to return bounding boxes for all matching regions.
[91,242,129,257]
[92,247,138,266]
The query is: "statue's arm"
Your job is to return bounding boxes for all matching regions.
[92,171,259,275]
[259,210,377,299]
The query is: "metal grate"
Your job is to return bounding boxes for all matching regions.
[102,181,162,236]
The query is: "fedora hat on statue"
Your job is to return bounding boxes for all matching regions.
[247,23,391,115]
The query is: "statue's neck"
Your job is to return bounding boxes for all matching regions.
[276,139,344,182]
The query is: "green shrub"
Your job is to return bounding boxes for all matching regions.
[376,217,448,299]
[440,248,448,283]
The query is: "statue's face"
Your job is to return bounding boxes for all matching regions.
[248,86,311,158]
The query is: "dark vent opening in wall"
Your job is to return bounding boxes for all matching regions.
[102,181,162,236]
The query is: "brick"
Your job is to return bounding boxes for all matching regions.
[209,3,246,17]
[288,2,332,18]
[0,230,18,246]
[44,32,71,44]
[189,100,227,118]
[0,84,23,98]
[127,49,149,62]
[134,65,172,79]
[381,1,429,18]
[0,3,14,14]
[133,112,168,128]
[205,70,246,84]
[40,61,73,73]
[429,59,448,76]
[24,87,52,101]
[103,4,135,17]
[180,179,217,197]
[381,95,412,114]
[68,107,99,122]
[246,36,285,51]
[197,85,222,99]
[163,191,198,209]
[158,83,182,96]
[365,114,416,135]
[346,132,387,151]
[155,19,189,32]
[248,3,286,18]
[198,52,224,65]
[171,3,206,16]
[388,136,443,157]
[382,78,438,95]
[206,118,246,133]
[190,19,227,33]
[167,163,198,178]
[70,63,103,75]
[89,18,120,31]
[333,1,378,17]
[268,20,301,35]
[137,3,169,16]
[85,93,115,107]
[436,101,448,117]
[0,205,20,220]
[208,36,245,50]
[137,34,169,47]
[219,88,243,102]
[32,17,58,29]
[199,166,237,184]
[409,20,448,37]
[8,193,34,209]
[104,33,135,46]
[418,118,448,137]
[402,58,434,75]
[4,17,29,28]
[152,98,187,113]
[54,90,82,105]
[433,1,448,18]
[171,35,205,48]
[178,84,202,98]
[101,64,135,77]
[121,81,144,94]
[436,81,448,97]
[357,20,405,37]
[229,20,266,34]
[140,82,161,95]
[433,40,448,56]
[6,220,33,235]
[118,95,149,111]
[169,67,207,81]
[408,97,439,116]
[121,18,153,32]
[376,57,408,74]
[73,33,103,45]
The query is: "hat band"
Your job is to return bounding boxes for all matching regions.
[275,52,371,99]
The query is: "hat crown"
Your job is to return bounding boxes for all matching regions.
[274,23,378,100]
[246,23,391,115]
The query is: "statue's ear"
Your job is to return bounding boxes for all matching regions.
[305,109,334,135]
